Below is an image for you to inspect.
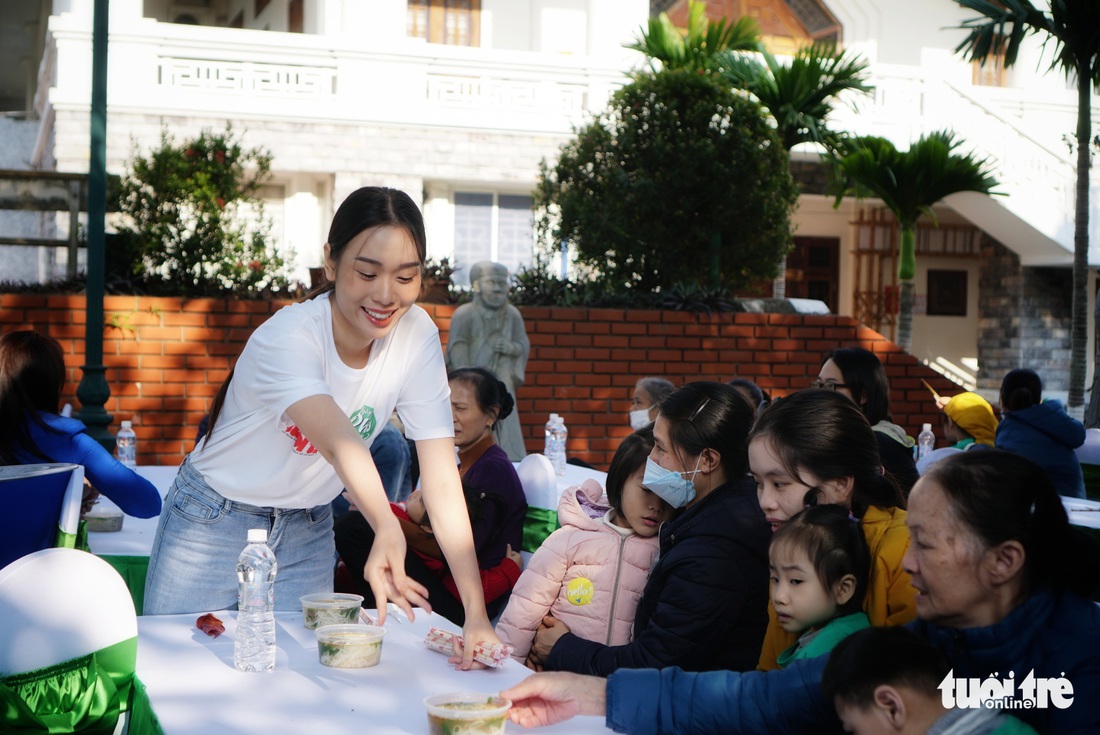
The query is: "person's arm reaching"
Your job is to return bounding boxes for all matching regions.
[287,394,427,625]
[442,545,522,606]
[417,436,502,669]
[502,656,840,735]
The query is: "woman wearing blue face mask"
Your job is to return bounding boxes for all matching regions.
[526,381,772,675]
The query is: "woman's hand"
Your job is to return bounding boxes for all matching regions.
[80,481,101,517]
[447,614,501,671]
[501,672,608,728]
[529,615,570,663]
[363,521,430,624]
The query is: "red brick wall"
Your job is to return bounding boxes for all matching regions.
[1,294,959,469]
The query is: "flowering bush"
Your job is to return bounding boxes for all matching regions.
[115,124,297,297]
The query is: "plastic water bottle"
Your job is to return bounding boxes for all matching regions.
[116,421,137,468]
[234,528,278,672]
[917,423,935,460]
[544,413,568,476]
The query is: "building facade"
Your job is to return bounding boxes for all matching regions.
[3,0,1098,393]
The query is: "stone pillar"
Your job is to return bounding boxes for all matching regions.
[977,237,1072,394]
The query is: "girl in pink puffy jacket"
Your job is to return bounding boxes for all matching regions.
[496,428,673,667]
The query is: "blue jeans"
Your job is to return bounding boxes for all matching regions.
[331,422,414,518]
[143,459,335,615]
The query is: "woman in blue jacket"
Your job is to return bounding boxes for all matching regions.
[525,381,771,675]
[0,330,161,518]
[502,450,1100,735]
[996,367,1085,498]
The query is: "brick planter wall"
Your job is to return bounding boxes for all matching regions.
[1,294,959,469]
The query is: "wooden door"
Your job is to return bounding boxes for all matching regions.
[784,236,839,312]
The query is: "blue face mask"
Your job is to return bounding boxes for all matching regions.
[642,456,702,509]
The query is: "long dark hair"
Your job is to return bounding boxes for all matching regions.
[823,347,893,425]
[657,381,754,480]
[924,450,1100,599]
[749,390,905,517]
[204,187,427,445]
[0,330,67,463]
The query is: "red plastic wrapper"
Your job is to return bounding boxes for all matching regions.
[196,613,225,638]
[424,627,512,668]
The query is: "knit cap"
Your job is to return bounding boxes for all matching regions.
[943,392,998,446]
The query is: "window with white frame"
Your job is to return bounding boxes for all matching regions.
[452,192,534,286]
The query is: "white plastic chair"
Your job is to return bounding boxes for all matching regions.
[516,453,558,511]
[0,547,136,677]
[0,463,84,570]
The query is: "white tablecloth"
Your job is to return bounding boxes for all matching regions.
[136,610,611,735]
[1064,497,1100,530]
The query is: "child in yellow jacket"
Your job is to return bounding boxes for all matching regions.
[747,389,917,670]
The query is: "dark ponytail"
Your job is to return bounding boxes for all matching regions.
[999,368,1042,412]
[447,366,513,426]
[658,381,754,480]
[771,504,871,616]
[750,390,905,516]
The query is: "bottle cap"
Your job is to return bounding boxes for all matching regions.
[922,423,932,432]
[121,420,132,429]
[549,413,559,421]
[247,528,268,543]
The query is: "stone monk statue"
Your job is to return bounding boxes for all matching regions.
[445,261,530,461]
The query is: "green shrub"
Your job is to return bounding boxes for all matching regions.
[114,124,297,297]
[536,68,799,293]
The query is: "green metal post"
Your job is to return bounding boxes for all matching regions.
[75,0,114,451]
[709,230,721,287]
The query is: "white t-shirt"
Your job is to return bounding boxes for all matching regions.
[191,294,453,508]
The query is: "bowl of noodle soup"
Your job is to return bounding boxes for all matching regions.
[424,693,511,735]
[315,624,385,668]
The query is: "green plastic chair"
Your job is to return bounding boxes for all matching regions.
[0,548,162,734]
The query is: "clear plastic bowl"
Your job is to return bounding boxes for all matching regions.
[299,592,364,629]
[84,509,124,532]
[424,693,511,735]
[314,624,384,668]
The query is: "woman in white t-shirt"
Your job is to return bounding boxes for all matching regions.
[144,186,500,665]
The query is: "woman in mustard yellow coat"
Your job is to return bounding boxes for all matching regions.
[748,390,916,670]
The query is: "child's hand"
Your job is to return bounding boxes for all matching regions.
[506,544,523,570]
[342,491,358,512]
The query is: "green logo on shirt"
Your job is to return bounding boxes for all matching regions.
[349,405,377,441]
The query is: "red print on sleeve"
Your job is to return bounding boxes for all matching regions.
[283,423,318,455]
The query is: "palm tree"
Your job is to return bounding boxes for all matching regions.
[954,0,1100,415]
[626,0,760,74]
[832,131,999,352]
[723,43,874,298]
[722,42,873,153]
